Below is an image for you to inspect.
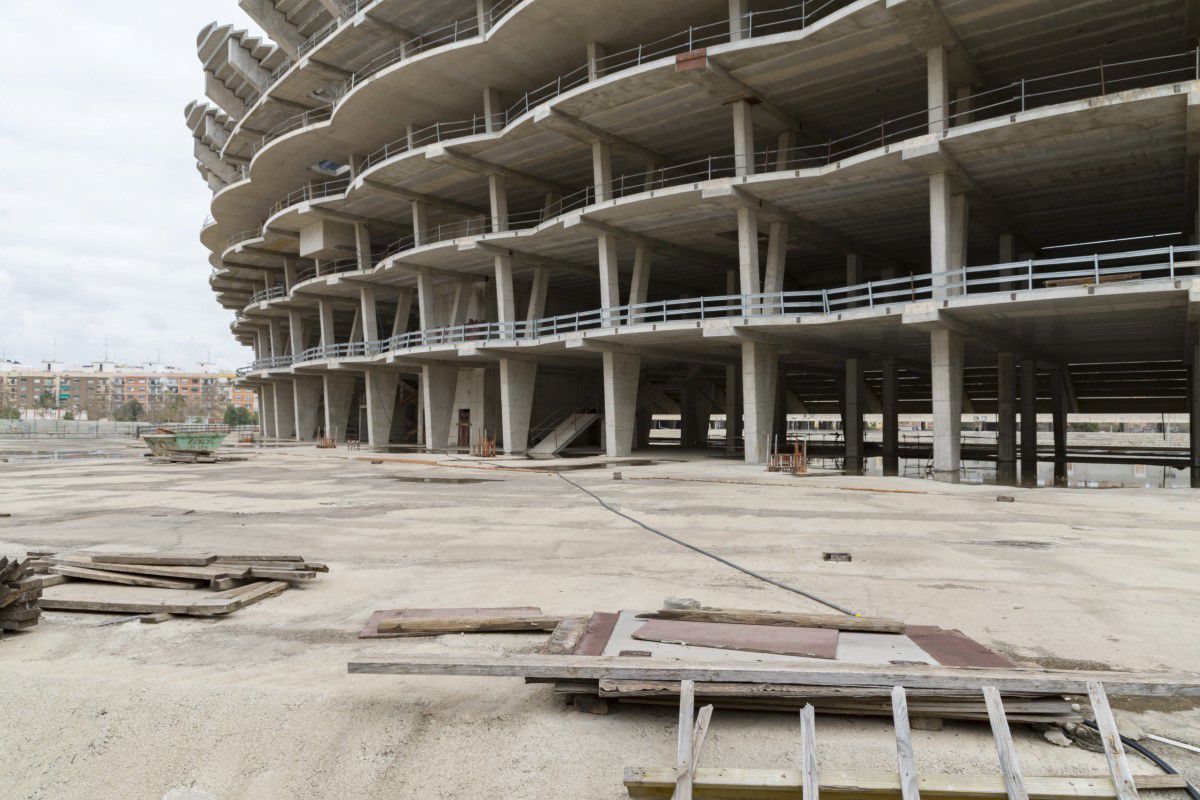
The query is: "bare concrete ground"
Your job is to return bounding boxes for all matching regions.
[0,445,1198,800]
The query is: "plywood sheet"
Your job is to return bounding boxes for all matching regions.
[573,611,620,655]
[358,607,541,639]
[905,625,1016,668]
[633,619,839,659]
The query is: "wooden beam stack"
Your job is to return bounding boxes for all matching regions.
[0,557,42,633]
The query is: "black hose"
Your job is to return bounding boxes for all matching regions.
[555,472,858,616]
[1081,720,1200,800]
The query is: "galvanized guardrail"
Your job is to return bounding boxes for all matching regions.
[236,245,1199,376]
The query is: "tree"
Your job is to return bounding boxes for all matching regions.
[115,400,144,422]
[37,390,55,409]
[223,404,255,427]
[63,410,74,421]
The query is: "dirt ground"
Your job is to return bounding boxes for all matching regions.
[1,444,1198,800]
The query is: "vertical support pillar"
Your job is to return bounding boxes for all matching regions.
[499,358,537,453]
[274,379,296,440]
[421,364,458,451]
[731,100,755,177]
[728,0,749,40]
[526,266,550,322]
[844,358,864,472]
[724,363,741,455]
[598,234,621,326]
[494,255,516,325]
[927,46,949,134]
[846,253,863,307]
[323,374,355,442]
[364,368,399,448]
[741,341,778,463]
[603,352,641,457]
[930,328,963,482]
[1191,330,1200,487]
[476,0,491,34]
[482,87,501,131]
[318,299,336,348]
[1020,359,1038,485]
[354,223,372,271]
[391,289,414,337]
[592,140,613,203]
[267,319,284,359]
[587,42,607,81]
[283,259,298,291]
[261,383,277,437]
[628,246,651,312]
[287,311,306,357]
[737,207,761,307]
[881,358,899,476]
[488,173,508,232]
[763,220,788,296]
[929,171,953,299]
[411,200,428,246]
[1051,368,1069,486]
[997,352,1017,484]
[292,376,322,441]
[359,286,378,344]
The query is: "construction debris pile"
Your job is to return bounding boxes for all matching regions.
[25,549,326,620]
[0,557,41,633]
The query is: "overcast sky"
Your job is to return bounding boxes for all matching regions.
[0,2,265,370]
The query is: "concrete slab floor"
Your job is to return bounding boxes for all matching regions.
[0,444,1198,799]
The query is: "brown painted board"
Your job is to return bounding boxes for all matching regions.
[358,607,542,639]
[905,625,1016,668]
[574,611,621,655]
[633,619,839,659]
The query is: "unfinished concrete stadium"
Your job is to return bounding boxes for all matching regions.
[188,0,1200,485]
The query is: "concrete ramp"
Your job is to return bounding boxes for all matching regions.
[528,412,600,456]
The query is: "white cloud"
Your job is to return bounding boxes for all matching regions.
[0,1,263,370]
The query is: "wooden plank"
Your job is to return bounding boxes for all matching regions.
[360,607,544,639]
[87,552,216,566]
[247,568,316,582]
[639,608,903,634]
[801,704,820,800]
[599,681,1053,701]
[49,565,202,590]
[212,554,305,563]
[692,705,713,763]
[40,597,197,615]
[540,617,587,655]
[633,619,839,659]
[892,687,921,800]
[675,680,695,800]
[52,557,243,581]
[984,687,1029,800]
[377,615,570,635]
[202,580,287,612]
[623,770,1186,800]
[1086,682,1139,800]
[345,654,1200,696]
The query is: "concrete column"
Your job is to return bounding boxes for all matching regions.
[350,308,363,343]
[1191,336,1200,487]
[274,379,296,439]
[359,287,378,343]
[843,358,864,472]
[587,41,607,80]
[364,368,399,448]
[476,0,492,33]
[598,234,621,325]
[953,85,973,126]
[488,173,508,232]
[267,319,284,358]
[930,328,964,482]
[997,352,1017,483]
[732,100,755,176]
[255,328,269,362]
[728,0,749,41]
[283,259,298,291]
[323,374,355,441]
[499,358,537,453]
[881,358,899,476]
[421,364,458,452]
[603,351,641,457]
[950,193,969,285]
[763,221,788,295]
[492,255,517,328]
[628,246,651,310]
[293,376,322,441]
[526,266,550,322]
[416,268,440,330]
[354,223,372,271]
[724,363,741,455]
[592,140,613,203]
[741,341,778,463]
[775,130,796,171]
[411,200,428,246]
[927,46,949,134]
[318,299,336,348]
[1051,368,1069,485]
[392,290,414,337]
[261,383,277,437]
[1020,359,1038,485]
[287,311,306,356]
[482,86,501,131]
[737,207,761,304]
[929,171,953,298]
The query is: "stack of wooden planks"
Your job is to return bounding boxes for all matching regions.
[0,557,42,633]
[28,550,326,620]
[624,680,1187,799]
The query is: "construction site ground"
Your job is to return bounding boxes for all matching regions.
[1,445,1198,800]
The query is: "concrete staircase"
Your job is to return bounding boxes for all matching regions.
[528,411,601,456]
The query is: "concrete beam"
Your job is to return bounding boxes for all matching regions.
[566,216,727,269]
[675,51,806,135]
[532,108,664,165]
[426,146,565,194]
[239,0,306,55]
[361,178,487,218]
[302,57,353,80]
[884,0,983,87]
[902,304,1060,368]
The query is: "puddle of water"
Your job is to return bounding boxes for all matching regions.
[813,457,1193,488]
[0,449,137,463]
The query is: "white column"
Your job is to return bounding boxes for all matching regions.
[499,358,537,453]
[592,140,613,203]
[526,266,550,321]
[930,327,964,481]
[354,223,372,271]
[323,374,355,442]
[741,341,778,463]
[416,268,439,330]
[364,368,399,447]
[318,299,336,348]
[724,363,740,455]
[627,246,651,313]
[359,286,378,343]
[598,234,621,326]
[737,206,761,303]
[391,289,413,337]
[411,200,428,246]
[488,173,508,232]
[732,100,755,177]
[421,364,458,451]
[603,351,641,457]
[997,351,1016,476]
[267,319,284,358]
[927,46,949,134]
[494,255,516,326]
[843,358,864,469]
[728,0,749,40]
[274,379,296,439]
[587,41,607,80]
[763,221,788,295]
[483,86,501,131]
[287,311,306,356]
[292,376,322,441]
[929,171,953,298]
[261,383,277,437]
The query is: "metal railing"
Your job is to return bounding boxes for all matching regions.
[237,245,1200,374]
[269,176,350,217]
[225,228,262,251]
[293,257,367,285]
[249,285,286,305]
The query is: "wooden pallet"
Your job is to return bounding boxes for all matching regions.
[625,681,1168,800]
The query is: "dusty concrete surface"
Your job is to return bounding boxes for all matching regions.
[1,444,1198,799]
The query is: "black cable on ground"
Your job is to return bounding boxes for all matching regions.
[1081,720,1200,800]
[554,472,858,616]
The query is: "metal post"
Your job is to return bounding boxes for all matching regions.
[1019,79,1026,111]
[1027,259,1034,290]
[1093,254,1100,285]
[1169,245,1175,278]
